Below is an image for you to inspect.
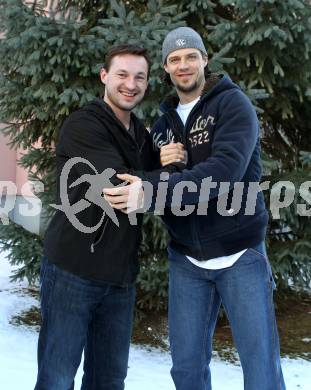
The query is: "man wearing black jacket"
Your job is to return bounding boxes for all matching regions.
[34,44,184,390]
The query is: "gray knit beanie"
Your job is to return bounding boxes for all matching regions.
[162,27,207,64]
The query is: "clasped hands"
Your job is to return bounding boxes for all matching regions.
[103,142,185,214]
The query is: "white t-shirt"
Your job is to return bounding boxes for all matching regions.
[176,97,247,270]
[176,97,200,125]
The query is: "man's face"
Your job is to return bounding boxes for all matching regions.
[100,54,148,113]
[164,48,207,94]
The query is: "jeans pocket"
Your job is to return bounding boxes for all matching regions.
[249,240,268,258]
[265,259,277,290]
[269,273,277,290]
[234,248,264,268]
[248,247,267,261]
[248,248,276,290]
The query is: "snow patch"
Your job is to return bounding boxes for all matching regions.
[0,250,310,389]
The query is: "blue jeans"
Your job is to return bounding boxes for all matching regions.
[34,256,135,390]
[168,243,286,390]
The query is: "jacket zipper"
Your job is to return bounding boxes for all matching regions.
[184,105,203,257]
[124,121,145,165]
[90,218,109,254]
[139,136,146,153]
[168,105,202,255]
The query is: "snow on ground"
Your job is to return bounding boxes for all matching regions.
[0,250,310,390]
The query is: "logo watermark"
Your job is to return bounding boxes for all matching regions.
[1,157,310,231]
[0,180,44,225]
[51,157,120,233]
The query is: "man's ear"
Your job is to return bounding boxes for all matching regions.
[100,68,108,85]
[164,63,170,73]
[203,55,208,68]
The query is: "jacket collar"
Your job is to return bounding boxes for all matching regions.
[93,98,146,146]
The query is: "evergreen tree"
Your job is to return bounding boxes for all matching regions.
[0,0,187,311]
[0,0,310,312]
[207,0,311,289]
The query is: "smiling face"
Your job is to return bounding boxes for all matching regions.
[100,54,148,116]
[164,48,207,98]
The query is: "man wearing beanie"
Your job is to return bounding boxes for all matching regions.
[104,27,285,390]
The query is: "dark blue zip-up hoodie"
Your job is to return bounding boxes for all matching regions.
[149,74,269,260]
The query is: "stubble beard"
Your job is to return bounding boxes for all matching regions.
[176,80,199,93]
[174,71,205,95]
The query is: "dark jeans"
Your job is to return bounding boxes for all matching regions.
[34,256,135,390]
[168,242,286,390]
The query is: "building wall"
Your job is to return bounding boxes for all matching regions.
[0,7,47,235]
[0,128,42,234]
[0,126,16,189]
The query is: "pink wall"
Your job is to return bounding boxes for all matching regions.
[0,127,34,196]
[1,4,59,199]
[0,128,17,195]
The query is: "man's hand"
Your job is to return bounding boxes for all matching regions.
[160,142,185,166]
[103,174,144,214]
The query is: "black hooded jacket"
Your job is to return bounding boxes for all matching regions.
[44,99,179,285]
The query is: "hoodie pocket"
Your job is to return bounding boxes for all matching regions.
[196,199,240,241]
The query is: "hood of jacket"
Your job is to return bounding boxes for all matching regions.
[84,98,147,150]
[159,73,239,113]
[80,98,148,171]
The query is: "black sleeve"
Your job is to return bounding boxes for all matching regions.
[59,115,129,180]
[58,114,184,191]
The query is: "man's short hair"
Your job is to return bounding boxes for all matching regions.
[104,44,151,79]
